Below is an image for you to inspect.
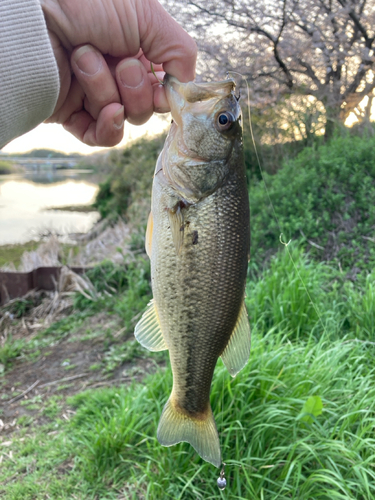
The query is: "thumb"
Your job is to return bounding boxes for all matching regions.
[137,0,197,82]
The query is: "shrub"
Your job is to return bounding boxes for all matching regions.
[250,132,375,274]
[0,160,15,175]
[93,135,165,221]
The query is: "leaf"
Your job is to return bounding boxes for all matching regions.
[299,395,323,424]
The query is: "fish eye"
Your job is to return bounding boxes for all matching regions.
[216,112,235,131]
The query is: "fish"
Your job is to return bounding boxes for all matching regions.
[134,74,250,468]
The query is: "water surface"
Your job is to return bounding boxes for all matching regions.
[0,170,100,245]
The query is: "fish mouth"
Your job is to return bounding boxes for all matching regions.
[163,74,236,127]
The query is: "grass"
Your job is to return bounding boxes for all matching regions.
[0,335,24,371]
[0,241,40,268]
[0,256,152,372]
[249,131,375,273]
[2,328,375,499]
[0,241,81,269]
[2,247,375,498]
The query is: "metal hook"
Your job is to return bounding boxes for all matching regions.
[217,462,227,490]
[279,233,292,246]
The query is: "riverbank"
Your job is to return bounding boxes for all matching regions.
[0,160,20,175]
[0,218,132,273]
[0,241,40,268]
[44,204,96,213]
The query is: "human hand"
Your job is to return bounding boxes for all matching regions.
[41,0,197,147]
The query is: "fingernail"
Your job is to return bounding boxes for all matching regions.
[113,106,124,130]
[74,46,101,76]
[155,107,171,114]
[118,60,144,88]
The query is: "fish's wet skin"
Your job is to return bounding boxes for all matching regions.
[134,74,251,467]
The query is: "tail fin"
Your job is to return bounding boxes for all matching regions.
[157,397,221,467]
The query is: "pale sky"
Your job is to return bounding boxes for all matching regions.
[2,113,171,155]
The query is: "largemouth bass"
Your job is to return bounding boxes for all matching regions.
[134,75,250,468]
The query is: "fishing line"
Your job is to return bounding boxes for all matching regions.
[228,70,326,333]
[217,364,227,491]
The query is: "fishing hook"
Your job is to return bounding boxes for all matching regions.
[217,462,227,490]
[279,233,292,246]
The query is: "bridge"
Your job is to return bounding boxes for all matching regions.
[4,157,80,168]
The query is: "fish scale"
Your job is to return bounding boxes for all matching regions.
[134,75,251,467]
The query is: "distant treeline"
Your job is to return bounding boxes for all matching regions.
[3,148,82,159]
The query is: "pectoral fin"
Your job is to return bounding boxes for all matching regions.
[145,211,153,258]
[221,301,251,377]
[168,205,184,254]
[134,299,168,351]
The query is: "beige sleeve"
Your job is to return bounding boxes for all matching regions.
[0,0,60,149]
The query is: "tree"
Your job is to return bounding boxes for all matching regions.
[164,0,375,139]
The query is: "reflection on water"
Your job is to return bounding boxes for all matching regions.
[22,169,94,185]
[0,170,100,245]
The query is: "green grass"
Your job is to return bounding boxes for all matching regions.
[2,247,375,498]
[2,327,375,499]
[0,241,80,269]
[249,132,375,273]
[0,256,152,373]
[0,335,24,370]
[0,241,40,268]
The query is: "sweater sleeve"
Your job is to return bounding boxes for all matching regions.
[0,0,60,149]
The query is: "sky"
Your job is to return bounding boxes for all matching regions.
[2,113,171,155]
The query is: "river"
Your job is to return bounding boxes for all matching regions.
[0,169,100,245]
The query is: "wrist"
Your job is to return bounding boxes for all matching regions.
[0,0,60,146]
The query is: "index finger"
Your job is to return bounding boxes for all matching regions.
[71,45,121,119]
[137,0,197,82]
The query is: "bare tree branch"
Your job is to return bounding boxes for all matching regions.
[167,0,375,136]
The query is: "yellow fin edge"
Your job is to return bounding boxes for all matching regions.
[157,396,221,467]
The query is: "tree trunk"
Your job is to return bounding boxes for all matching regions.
[324,106,341,141]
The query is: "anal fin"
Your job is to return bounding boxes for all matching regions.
[221,301,251,377]
[134,299,168,352]
[157,396,221,468]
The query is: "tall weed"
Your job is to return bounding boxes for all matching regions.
[343,271,375,339]
[246,246,341,340]
[250,132,375,272]
[60,329,375,499]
